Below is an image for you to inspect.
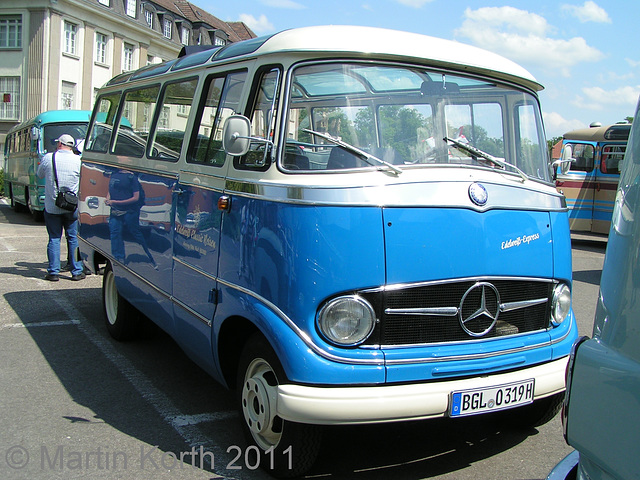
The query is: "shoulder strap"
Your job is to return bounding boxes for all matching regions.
[52,151,60,193]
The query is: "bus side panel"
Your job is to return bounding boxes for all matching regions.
[549,210,573,283]
[591,174,619,234]
[215,196,386,373]
[78,162,176,333]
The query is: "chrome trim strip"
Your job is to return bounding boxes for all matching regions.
[385,298,548,317]
[385,307,459,316]
[363,275,556,294]
[172,297,212,327]
[222,175,566,211]
[500,297,548,312]
[173,256,217,282]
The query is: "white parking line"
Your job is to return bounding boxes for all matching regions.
[0,319,81,330]
[41,290,241,477]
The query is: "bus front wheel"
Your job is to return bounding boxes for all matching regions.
[236,334,322,478]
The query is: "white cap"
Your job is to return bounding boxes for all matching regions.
[55,134,75,147]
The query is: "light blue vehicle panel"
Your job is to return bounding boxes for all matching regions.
[383,208,554,283]
[549,98,640,480]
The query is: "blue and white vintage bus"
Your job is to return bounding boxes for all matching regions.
[3,109,90,220]
[78,26,577,476]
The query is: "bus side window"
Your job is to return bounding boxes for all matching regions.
[149,78,198,161]
[236,67,281,170]
[113,85,160,157]
[189,71,247,167]
[601,145,626,175]
[86,93,122,153]
[569,143,595,173]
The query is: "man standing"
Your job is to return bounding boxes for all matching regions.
[36,134,85,281]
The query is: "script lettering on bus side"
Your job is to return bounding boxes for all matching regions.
[175,223,217,252]
[501,233,540,250]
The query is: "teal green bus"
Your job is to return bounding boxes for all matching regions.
[3,110,91,220]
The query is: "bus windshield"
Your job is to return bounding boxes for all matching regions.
[42,123,88,154]
[283,63,550,182]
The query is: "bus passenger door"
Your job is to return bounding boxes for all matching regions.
[557,141,596,232]
[172,170,227,371]
[592,143,625,234]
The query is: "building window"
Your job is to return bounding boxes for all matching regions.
[61,82,76,109]
[214,36,226,46]
[95,33,107,64]
[0,76,20,119]
[145,10,153,28]
[64,21,77,55]
[98,0,110,5]
[125,0,136,18]
[181,27,189,45]
[0,15,22,48]
[163,19,171,38]
[123,43,134,71]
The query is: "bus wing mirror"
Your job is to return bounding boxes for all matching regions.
[559,144,573,175]
[222,115,252,156]
[552,144,573,177]
[222,114,274,161]
[31,126,40,140]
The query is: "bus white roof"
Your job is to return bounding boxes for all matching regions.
[253,25,542,92]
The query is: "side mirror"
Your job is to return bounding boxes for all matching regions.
[222,115,275,163]
[560,144,573,174]
[222,115,252,156]
[552,144,574,179]
[31,126,40,140]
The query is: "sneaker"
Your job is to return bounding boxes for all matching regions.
[44,273,59,282]
[71,272,86,281]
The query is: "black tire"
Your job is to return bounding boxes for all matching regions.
[236,334,322,478]
[500,392,564,428]
[102,262,141,341]
[26,188,42,221]
[10,185,24,213]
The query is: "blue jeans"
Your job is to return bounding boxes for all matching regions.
[44,210,83,276]
[109,210,155,265]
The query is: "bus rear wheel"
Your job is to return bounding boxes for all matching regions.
[102,262,141,341]
[236,334,321,478]
[9,185,24,213]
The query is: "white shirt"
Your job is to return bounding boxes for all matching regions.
[37,147,81,214]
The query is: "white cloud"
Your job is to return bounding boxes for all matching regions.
[261,0,305,9]
[562,1,611,23]
[626,58,640,68]
[395,0,434,8]
[574,85,640,110]
[543,111,587,137]
[455,7,604,75]
[459,6,550,36]
[238,14,274,33]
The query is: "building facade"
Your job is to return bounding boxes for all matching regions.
[0,0,255,163]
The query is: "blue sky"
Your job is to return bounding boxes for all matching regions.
[197,0,639,139]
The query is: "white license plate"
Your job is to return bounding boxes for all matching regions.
[450,379,535,417]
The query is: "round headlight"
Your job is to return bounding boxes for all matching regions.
[551,283,571,326]
[317,295,376,346]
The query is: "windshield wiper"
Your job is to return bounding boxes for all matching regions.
[444,136,527,182]
[303,128,402,175]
